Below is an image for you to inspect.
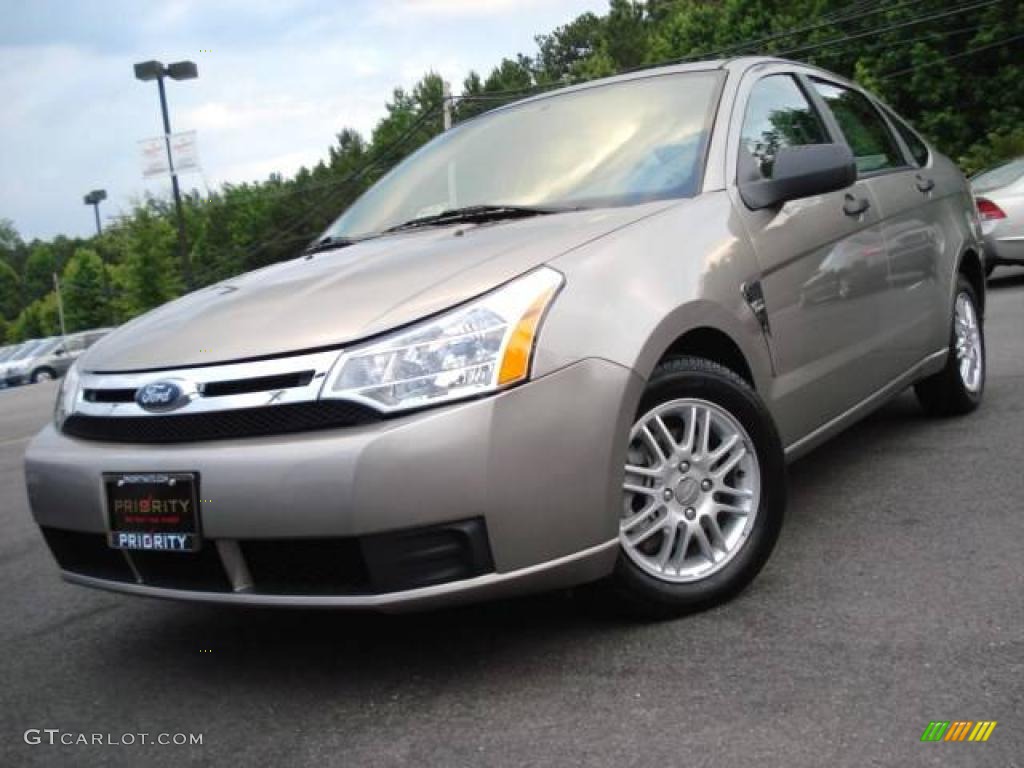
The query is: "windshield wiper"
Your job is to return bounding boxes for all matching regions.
[383,204,577,233]
[302,235,374,257]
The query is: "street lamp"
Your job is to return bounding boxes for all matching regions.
[83,189,107,235]
[133,59,198,289]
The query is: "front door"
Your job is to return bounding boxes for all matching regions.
[729,71,891,447]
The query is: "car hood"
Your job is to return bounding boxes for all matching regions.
[83,201,676,372]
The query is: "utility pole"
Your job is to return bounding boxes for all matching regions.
[52,273,67,339]
[83,189,106,235]
[442,80,452,131]
[134,60,198,290]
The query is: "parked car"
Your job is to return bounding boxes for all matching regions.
[971,156,1024,277]
[1,338,54,387]
[0,344,18,388]
[3,329,112,386]
[25,57,985,617]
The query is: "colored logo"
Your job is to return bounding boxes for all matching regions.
[921,721,997,742]
[136,380,187,412]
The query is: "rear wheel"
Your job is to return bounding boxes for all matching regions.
[914,275,984,416]
[610,356,785,618]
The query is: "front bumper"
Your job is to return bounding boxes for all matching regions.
[25,359,642,610]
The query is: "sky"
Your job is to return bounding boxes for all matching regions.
[0,0,608,242]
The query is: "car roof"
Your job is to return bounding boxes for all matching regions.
[477,56,847,117]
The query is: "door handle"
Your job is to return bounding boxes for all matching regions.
[915,174,935,193]
[843,194,870,217]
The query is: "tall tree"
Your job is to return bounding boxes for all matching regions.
[62,248,111,331]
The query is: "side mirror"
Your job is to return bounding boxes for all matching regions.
[54,347,66,356]
[739,144,856,210]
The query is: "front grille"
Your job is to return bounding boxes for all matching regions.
[62,400,382,443]
[129,548,231,591]
[41,527,135,582]
[240,538,371,595]
[41,518,494,597]
[201,370,314,397]
[83,371,317,403]
[84,388,135,403]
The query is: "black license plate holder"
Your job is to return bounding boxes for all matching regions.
[105,472,200,552]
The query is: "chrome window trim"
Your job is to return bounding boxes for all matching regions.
[74,349,342,418]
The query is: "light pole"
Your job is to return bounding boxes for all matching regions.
[83,189,107,235]
[134,59,197,290]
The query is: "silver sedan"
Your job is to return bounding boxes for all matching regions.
[25,57,986,617]
[972,157,1024,276]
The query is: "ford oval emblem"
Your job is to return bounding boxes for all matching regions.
[135,380,186,413]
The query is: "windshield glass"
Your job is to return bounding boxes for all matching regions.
[11,340,46,361]
[0,347,15,363]
[972,157,1024,192]
[325,71,722,238]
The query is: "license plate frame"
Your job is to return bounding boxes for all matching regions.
[105,472,201,553]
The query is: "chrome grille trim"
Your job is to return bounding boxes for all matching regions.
[74,349,341,418]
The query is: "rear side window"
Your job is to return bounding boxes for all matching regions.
[811,79,904,174]
[893,118,929,167]
[740,75,829,179]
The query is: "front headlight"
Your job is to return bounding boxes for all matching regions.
[54,361,81,429]
[322,267,563,412]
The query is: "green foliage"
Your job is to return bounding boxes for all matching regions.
[7,292,59,342]
[2,0,1022,343]
[959,129,1024,177]
[0,260,19,320]
[22,243,58,306]
[106,208,183,320]
[62,248,112,332]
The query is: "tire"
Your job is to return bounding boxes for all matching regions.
[914,275,985,416]
[30,368,55,383]
[984,262,995,278]
[609,356,786,619]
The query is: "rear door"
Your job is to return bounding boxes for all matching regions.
[727,67,890,446]
[809,77,946,379]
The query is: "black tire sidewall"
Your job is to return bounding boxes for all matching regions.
[613,359,786,616]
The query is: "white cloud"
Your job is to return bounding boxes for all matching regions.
[1,0,610,240]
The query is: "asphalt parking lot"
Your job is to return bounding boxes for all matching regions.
[1,271,1022,768]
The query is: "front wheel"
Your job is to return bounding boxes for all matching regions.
[914,275,985,416]
[610,356,786,618]
[31,368,55,383]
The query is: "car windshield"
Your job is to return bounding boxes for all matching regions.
[0,347,15,362]
[972,157,1024,193]
[324,71,722,239]
[11,340,47,361]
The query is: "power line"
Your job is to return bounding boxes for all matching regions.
[683,0,928,60]
[808,19,998,62]
[878,30,1024,79]
[237,103,444,261]
[451,0,997,110]
[774,0,1001,58]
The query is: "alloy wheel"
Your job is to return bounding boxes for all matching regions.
[954,292,983,393]
[620,398,761,583]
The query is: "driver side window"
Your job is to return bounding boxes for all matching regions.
[740,75,829,180]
